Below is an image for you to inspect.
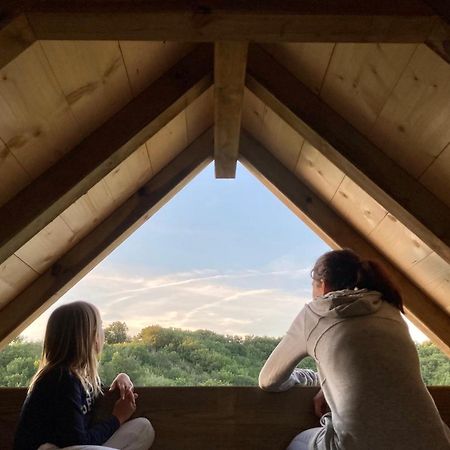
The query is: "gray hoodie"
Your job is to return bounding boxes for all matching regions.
[259,289,450,450]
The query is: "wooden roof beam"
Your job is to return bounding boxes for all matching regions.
[214,41,247,178]
[0,130,213,349]
[0,44,213,266]
[246,44,450,265]
[424,0,450,64]
[0,12,35,69]
[24,0,442,43]
[239,133,450,357]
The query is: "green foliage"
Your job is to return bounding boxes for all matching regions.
[104,321,129,344]
[0,340,41,387]
[416,341,450,385]
[1,327,449,388]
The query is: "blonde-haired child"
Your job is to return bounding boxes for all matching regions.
[14,301,155,450]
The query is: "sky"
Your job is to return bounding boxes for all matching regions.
[22,162,428,343]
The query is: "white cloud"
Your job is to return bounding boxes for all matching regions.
[20,264,429,344]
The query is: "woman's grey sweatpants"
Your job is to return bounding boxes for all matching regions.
[38,417,155,450]
[287,427,322,450]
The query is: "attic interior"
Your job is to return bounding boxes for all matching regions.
[0,1,450,449]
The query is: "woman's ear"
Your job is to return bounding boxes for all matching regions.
[312,279,325,299]
[322,281,332,295]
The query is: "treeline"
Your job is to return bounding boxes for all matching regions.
[0,323,449,387]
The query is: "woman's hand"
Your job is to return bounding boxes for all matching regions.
[110,373,134,400]
[112,389,138,425]
[313,389,328,418]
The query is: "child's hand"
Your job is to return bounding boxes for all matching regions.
[112,389,138,425]
[110,373,134,400]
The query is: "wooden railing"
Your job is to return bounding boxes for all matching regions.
[1,387,449,449]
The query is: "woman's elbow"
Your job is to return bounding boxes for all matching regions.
[258,373,278,392]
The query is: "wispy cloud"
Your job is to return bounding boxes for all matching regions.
[20,263,428,343]
[21,265,312,341]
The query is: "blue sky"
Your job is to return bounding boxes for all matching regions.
[23,162,427,342]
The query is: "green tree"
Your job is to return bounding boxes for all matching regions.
[104,321,129,344]
[1,329,449,388]
[417,341,450,385]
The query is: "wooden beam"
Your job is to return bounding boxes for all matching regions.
[239,133,450,357]
[0,13,35,69]
[246,44,450,265]
[0,130,213,349]
[214,41,247,178]
[24,0,443,43]
[0,44,213,267]
[424,0,450,63]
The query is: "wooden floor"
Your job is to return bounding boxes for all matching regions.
[1,386,450,449]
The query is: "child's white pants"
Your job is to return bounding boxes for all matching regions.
[38,417,155,450]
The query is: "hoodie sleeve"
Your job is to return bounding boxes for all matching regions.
[52,371,120,447]
[259,307,319,391]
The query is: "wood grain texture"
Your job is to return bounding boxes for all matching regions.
[239,133,450,356]
[369,44,450,179]
[40,40,132,138]
[0,44,213,267]
[1,386,449,450]
[214,41,248,178]
[295,140,345,202]
[0,139,31,207]
[242,89,304,172]
[24,0,440,42]
[409,252,450,314]
[0,43,82,178]
[246,44,450,265]
[320,43,418,135]
[420,143,450,209]
[262,43,335,95]
[0,255,37,310]
[0,130,213,349]
[120,41,194,97]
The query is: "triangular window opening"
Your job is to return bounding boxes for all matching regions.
[1,163,447,388]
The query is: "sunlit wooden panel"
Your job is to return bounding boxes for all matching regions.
[242,89,265,140]
[369,214,433,268]
[0,255,37,310]
[41,41,132,137]
[295,141,345,202]
[120,41,194,96]
[104,144,153,203]
[60,179,116,240]
[251,106,303,172]
[262,43,335,94]
[331,176,387,236]
[15,217,75,274]
[60,195,99,238]
[409,252,450,313]
[369,44,450,178]
[86,180,116,219]
[0,43,81,178]
[420,143,450,208]
[320,43,417,135]
[186,87,214,144]
[147,110,188,174]
[0,140,31,207]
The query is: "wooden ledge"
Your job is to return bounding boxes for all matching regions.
[1,386,449,449]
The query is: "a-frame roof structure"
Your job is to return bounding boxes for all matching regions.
[0,1,450,356]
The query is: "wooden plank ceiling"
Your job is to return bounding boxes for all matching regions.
[0,0,449,355]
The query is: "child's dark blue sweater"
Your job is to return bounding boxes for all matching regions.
[14,367,119,450]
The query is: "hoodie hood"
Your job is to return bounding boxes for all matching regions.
[308,289,383,318]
